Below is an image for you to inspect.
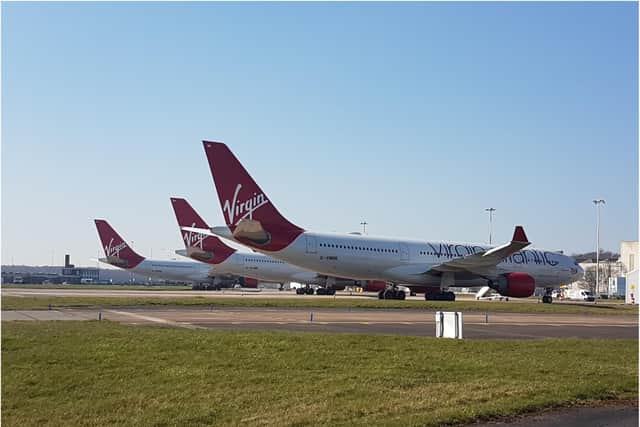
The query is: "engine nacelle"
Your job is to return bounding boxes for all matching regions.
[361,280,387,292]
[212,276,237,287]
[239,277,259,288]
[324,276,347,291]
[491,272,535,298]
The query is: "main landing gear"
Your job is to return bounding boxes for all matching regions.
[424,291,455,301]
[424,272,456,301]
[295,286,336,295]
[192,283,221,291]
[542,287,553,304]
[378,285,406,300]
[295,286,315,295]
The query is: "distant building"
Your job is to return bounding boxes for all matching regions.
[1,254,101,284]
[625,269,637,304]
[60,254,99,283]
[1,253,186,285]
[620,241,638,273]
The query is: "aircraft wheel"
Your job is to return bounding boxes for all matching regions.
[305,287,314,295]
[378,290,386,300]
[396,291,406,300]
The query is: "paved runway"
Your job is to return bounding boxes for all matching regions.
[471,402,638,427]
[3,307,637,339]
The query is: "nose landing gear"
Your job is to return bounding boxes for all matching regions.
[542,287,554,304]
[378,284,406,300]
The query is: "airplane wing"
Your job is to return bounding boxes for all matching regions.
[428,226,530,275]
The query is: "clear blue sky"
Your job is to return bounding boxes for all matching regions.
[2,2,637,265]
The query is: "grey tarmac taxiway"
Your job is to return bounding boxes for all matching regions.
[3,306,637,339]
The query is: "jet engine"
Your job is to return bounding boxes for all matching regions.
[361,280,387,292]
[239,277,259,288]
[490,272,535,298]
[325,276,348,291]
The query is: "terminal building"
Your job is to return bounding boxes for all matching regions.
[2,254,99,284]
[2,254,188,285]
[564,240,638,300]
[619,241,637,273]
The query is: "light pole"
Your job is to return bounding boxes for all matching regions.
[130,240,135,284]
[593,199,605,296]
[360,221,368,235]
[485,208,496,245]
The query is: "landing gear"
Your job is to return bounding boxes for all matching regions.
[295,286,315,295]
[425,272,456,301]
[296,286,335,295]
[378,285,406,300]
[542,287,553,304]
[192,283,221,291]
[425,291,455,301]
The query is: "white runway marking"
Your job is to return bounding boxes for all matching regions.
[105,310,204,330]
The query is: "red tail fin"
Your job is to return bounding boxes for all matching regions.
[202,141,304,251]
[94,219,144,268]
[170,197,236,264]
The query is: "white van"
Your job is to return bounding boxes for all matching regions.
[565,288,595,302]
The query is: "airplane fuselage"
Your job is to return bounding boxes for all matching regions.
[100,258,221,283]
[178,248,354,287]
[216,229,582,289]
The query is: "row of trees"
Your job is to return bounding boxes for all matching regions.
[570,251,620,263]
[570,251,622,295]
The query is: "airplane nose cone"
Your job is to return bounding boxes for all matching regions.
[572,264,585,281]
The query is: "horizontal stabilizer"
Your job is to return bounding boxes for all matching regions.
[181,226,218,237]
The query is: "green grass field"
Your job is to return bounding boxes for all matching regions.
[2,321,637,426]
[2,294,638,315]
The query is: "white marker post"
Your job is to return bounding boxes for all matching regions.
[435,312,463,339]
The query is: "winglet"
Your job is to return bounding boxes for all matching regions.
[512,226,529,244]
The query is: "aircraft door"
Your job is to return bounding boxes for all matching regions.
[305,235,317,254]
[399,243,410,261]
[228,253,243,266]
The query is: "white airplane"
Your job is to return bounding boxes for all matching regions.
[186,141,585,303]
[170,197,361,295]
[94,219,240,288]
